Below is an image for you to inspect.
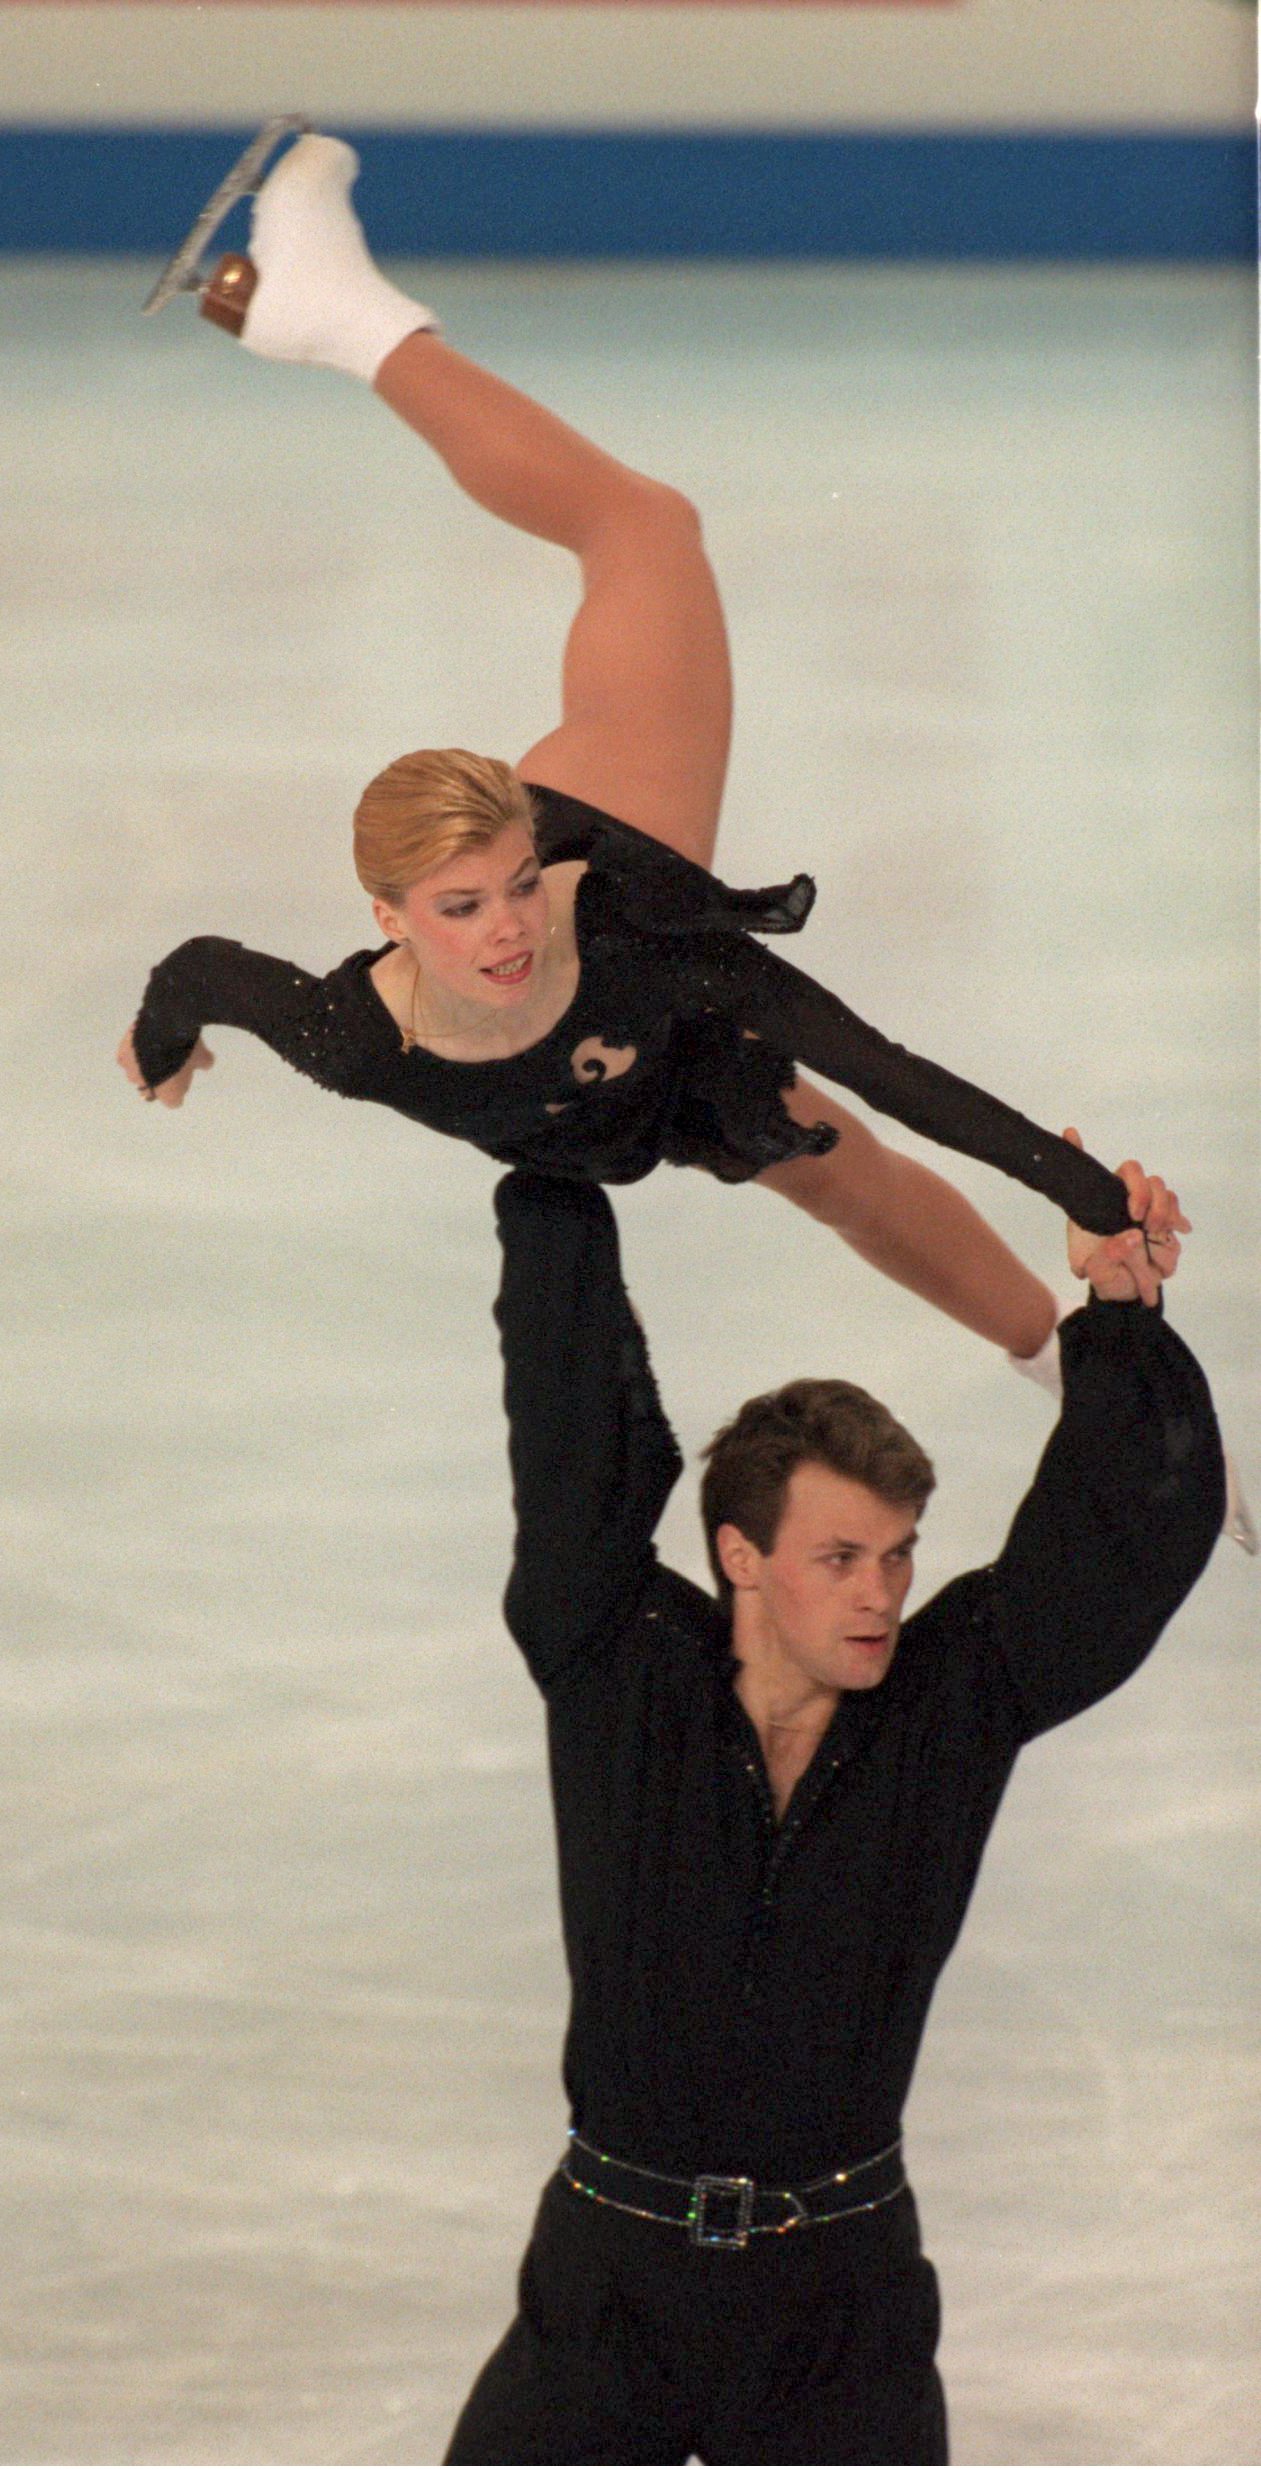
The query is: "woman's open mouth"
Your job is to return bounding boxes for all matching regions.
[482,952,533,989]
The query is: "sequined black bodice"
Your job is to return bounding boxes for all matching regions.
[130,797,827,1183]
[131,786,1132,1227]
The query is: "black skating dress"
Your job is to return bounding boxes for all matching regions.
[131,785,1132,1232]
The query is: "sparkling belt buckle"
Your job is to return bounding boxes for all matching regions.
[689,2173,755,2249]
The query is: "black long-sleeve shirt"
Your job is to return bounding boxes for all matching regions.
[493,1172,1224,2186]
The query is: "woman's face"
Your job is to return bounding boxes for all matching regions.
[378,824,550,1007]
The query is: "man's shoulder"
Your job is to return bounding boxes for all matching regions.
[565,1558,725,1687]
[872,1564,1031,1771]
[591,1558,726,1672]
[888,1567,998,1693]
[638,1561,729,1653]
[904,1559,992,1629]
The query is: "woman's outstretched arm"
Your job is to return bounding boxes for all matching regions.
[118,937,365,1105]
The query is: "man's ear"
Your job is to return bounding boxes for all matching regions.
[372,896,407,943]
[716,1522,762,1592]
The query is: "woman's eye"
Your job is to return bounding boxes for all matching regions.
[440,901,479,919]
[513,876,542,900]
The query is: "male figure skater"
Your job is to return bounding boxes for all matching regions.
[446,1152,1223,2466]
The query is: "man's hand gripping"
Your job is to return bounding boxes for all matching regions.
[1062,1126,1190,1305]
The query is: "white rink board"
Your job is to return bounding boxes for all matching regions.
[2,0,1254,129]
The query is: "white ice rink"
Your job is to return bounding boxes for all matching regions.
[2,258,1257,2466]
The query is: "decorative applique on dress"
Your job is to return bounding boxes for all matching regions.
[131,784,1131,1229]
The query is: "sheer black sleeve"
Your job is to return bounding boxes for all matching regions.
[132,937,369,1099]
[985,1299,1225,1741]
[687,932,1136,1237]
[494,1171,684,1692]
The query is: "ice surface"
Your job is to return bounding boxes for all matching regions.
[1,260,1256,2466]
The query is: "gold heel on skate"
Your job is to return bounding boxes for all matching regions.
[199,254,258,336]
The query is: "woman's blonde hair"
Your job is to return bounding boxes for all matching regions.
[353,749,538,906]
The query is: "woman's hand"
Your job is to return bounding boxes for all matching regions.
[1062,1126,1190,1305]
[117,1024,215,1109]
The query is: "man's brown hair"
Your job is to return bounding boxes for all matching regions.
[699,1378,935,1611]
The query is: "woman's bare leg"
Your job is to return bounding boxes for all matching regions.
[374,333,732,866]
[222,135,730,862]
[759,1080,1058,1356]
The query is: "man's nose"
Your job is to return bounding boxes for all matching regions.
[856,1562,892,1610]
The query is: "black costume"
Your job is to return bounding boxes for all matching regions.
[132,786,1134,1230]
[444,1171,1224,2466]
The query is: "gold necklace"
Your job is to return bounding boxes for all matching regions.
[401,952,426,1053]
[399,951,497,1051]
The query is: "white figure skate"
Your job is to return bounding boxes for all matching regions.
[143,122,437,381]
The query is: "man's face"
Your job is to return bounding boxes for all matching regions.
[731,1464,919,1694]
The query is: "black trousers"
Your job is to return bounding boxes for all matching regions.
[446,2171,949,2466]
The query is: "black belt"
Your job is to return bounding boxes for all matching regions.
[560,2129,906,2250]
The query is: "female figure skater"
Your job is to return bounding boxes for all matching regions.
[120,132,1140,1358]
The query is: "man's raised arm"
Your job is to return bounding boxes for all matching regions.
[989,1140,1226,1741]
[493,1172,683,1691]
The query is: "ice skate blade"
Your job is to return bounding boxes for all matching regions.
[142,114,311,315]
[1224,1454,1259,1556]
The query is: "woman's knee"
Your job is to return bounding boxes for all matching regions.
[595,474,706,564]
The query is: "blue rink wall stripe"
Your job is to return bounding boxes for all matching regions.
[1,128,1254,259]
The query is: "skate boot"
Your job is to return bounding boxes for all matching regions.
[144,122,438,383]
